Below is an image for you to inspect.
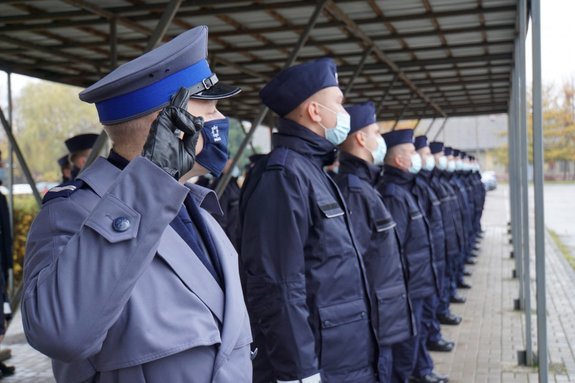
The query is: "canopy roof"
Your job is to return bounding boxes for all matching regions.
[0,0,518,122]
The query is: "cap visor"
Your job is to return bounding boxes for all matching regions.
[190,82,241,100]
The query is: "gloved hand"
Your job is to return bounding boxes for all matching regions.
[142,87,204,179]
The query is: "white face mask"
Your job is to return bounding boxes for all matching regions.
[437,156,448,170]
[424,155,435,171]
[455,160,463,171]
[318,103,351,145]
[408,153,422,174]
[370,135,387,166]
[447,160,456,173]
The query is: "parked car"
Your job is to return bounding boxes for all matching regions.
[481,171,497,191]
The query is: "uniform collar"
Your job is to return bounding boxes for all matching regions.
[382,164,415,186]
[273,117,338,167]
[418,169,432,180]
[339,151,381,186]
[79,153,223,216]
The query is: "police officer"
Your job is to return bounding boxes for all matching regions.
[57,154,72,183]
[22,26,252,383]
[64,133,99,179]
[443,147,473,290]
[427,141,467,315]
[377,129,447,383]
[240,58,378,383]
[335,102,414,383]
[413,137,461,358]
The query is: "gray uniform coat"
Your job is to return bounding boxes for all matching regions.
[22,156,252,383]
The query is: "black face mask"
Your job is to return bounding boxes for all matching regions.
[195,117,229,177]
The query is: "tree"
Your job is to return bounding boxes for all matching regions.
[1,80,99,182]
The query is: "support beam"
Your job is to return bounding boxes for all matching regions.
[431,118,448,141]
[391,95,414,130]
[376,74,399,116]
[323,0,446,118]
[343,47,372,97]
[423,117,437,136]
[110,17,117,69]
[215,0,328,198]
[61,0,153,36]
[518,0,533,366]
[6,72,14,297]
[0,107,42,208]
[531,0,548,380]
[145,0,183,51]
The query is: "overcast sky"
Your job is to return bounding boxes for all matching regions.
[1,0,574,105]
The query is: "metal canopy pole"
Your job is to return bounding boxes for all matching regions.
[0,108,42,208]
[6,72,14,296]
[145,0,183,51]
[431,118,448,141]
[531,0,548,379]
[391,95,414,131]
[423,117,437,136]
[509,66,522,287]
[376,74,400,115]
[215,0,329,197]
[518,0,533,366]
[343,47,372,97]
[513,40,525,306]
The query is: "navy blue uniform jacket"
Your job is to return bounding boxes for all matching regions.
[378,166,438,300]
[239,119,377,382]
[335,153,415,346]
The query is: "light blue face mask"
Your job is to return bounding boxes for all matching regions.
[370,135,387,166]
[437,156,448,170]
[447,160,456,172]
[318,103,351,145]
[408,153,422,174]
[423,155,435,171]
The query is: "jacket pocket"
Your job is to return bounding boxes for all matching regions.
[318,299,372,372]
[317,200,345,218]
[375,286,411,345]
[84,195,141,243]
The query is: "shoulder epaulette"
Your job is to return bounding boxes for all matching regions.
[266,147,289,169]
[347,174,363,191]
[42,180,85,204]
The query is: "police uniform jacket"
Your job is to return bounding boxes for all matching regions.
[335,152,414,346]
[425,170,461,273]
[378,165,438,300]
[412,172,446,293]
[240,118,377,383]
[22,156,252,383]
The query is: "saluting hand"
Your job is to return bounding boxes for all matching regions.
[142,87,203,179]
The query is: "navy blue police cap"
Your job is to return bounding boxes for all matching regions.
[79,26,240,125]
[344,102,376,134]
[461,151,467,159]
[260,58,339,117]
[453,149,461,157]
[414,135,428,150]
[443,146,453,156]
[65,133,99,154]
[382,129,414,149]
[57,154,70,168]
[429,141,444,154]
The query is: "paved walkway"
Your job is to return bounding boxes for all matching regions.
[0,186,573,382]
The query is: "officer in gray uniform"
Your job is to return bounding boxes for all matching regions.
[22,26,252,383]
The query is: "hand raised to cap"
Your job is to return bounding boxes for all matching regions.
[142,87,204,179]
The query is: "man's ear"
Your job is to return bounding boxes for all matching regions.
[355,131,367,148]
[307,101,322,123]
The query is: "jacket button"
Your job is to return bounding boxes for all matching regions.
[361,311,366,318]
[323,320,330,327]
[112,217,131,232]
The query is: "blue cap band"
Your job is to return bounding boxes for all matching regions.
[96,59,212,125]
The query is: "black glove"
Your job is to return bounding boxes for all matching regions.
[142,87,204,179]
